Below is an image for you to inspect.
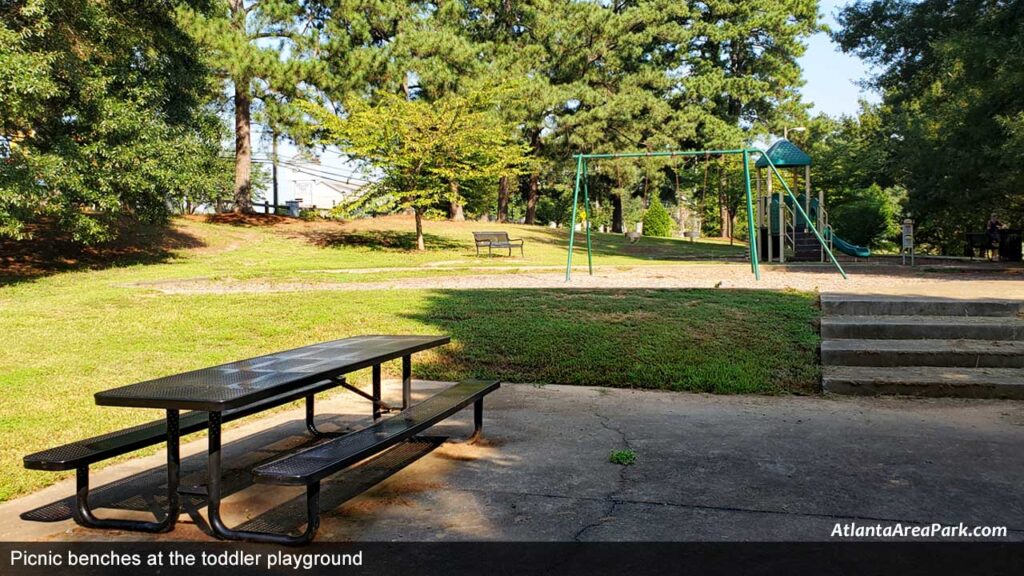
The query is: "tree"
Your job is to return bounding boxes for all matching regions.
[307,90,529,250]
[834,0,1024,252]
[176,0,400,213]
[642,196,673,237]
[830,184,903,247]
[0,0,229,243]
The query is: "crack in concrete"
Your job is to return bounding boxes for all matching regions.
[573,413,636,541]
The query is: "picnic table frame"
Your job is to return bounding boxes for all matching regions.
[86,334,449,540]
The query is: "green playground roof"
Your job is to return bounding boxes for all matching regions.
[755,139,812,168]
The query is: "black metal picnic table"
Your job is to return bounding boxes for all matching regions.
[88,334,449,539]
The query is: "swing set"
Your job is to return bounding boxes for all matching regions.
[564,148,848,281]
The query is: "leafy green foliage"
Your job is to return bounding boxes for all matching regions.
[0,0,230,244]
[834,0,1024,253]
[643,196,674,237]
[609,449,637,466]
[830,184,904,248]
[307,89,529,249]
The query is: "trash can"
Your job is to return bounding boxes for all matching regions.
[285,200,301,218]
[998,229,1022,262]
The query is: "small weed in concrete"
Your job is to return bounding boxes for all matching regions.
[609,449,637,466]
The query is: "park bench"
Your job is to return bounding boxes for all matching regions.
[23,335,500,545]
[473,231,524,257]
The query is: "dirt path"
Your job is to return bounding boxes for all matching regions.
[131,263,1024,299]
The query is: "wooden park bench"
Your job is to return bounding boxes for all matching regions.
[23,335,500,545]
[473,231,525,257]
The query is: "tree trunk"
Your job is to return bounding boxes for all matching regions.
[448,181,464,221]
[497,176,510,223]
[232,77,252,214]
[611,195,623,233]
[524,172,539,224]
[414,208,425,251]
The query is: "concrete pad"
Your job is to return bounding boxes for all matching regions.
[2,383,1023,542]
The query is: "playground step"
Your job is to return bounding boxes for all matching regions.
[821,316,1024,340]
[822,366,1024,398]
[820,294,1024,317]
[820,339,1024,368]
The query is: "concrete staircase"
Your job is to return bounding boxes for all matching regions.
[820,294,1024,398]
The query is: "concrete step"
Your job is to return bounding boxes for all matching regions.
[822,366,1024,398]
[821,316,1024,340]
[821,294,1024,317]
[821,339,1024,368]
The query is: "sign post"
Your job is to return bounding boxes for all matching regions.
[901,219,914,266]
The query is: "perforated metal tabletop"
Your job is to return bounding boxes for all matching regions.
[95,335,449,411]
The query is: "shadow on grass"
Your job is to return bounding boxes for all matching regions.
[403,288,821,394]
[523,226,747,261]
[302,229,466,252]
[0,220,205,287]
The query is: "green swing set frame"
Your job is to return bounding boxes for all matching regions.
[564,148,848,281]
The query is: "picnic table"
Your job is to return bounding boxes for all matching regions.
[25,334,499,544]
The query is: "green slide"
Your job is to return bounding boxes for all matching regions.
[825,228,871,258]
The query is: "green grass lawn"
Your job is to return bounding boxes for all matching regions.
[1,214,746,286]
[0,216,815,502]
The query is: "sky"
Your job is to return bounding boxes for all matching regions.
[798,0,879,117]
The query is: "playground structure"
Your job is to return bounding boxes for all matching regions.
[564,145,849,281]
[753,140,870,263]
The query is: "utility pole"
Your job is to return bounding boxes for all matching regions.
[271,129,279,214]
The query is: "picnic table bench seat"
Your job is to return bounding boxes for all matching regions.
[473,231,524,257]
[24,379,341,472]
[254,379,499,486]
[206,379,499,544]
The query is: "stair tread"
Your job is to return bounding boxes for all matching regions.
[822,339,1024,353]
[821,294,1022,306]
[822,315,1024,326]
[823,365,1024,386]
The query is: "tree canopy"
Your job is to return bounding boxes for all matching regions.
[834,0,1024,252]
[2,0,826,245]
[0,0,229,243]
[307,88,529,249]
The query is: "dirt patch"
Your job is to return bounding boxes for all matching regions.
[333,480,443,517]
[203,213,291,227]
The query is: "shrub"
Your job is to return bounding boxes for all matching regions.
[830,184,902,246]
[642,196,673,237]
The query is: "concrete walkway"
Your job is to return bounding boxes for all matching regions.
[2,382,1023,542]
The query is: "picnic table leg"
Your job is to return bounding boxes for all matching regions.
[73,409,181,533]
[304,394,330,436]
[372,364,382,420]
[402,355,412,409]
[469,398,484,444]
[206,411,319,545]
